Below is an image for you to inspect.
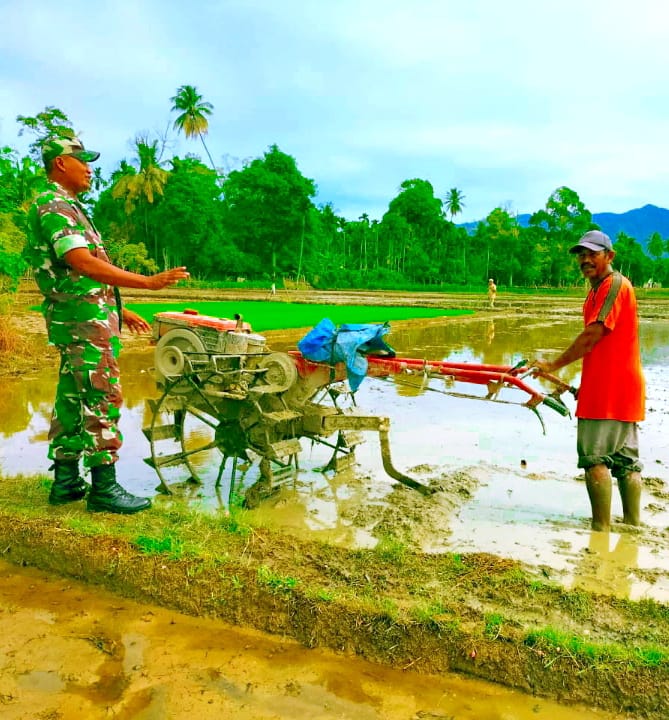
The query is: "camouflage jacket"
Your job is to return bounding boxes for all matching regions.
[25,181,120,346]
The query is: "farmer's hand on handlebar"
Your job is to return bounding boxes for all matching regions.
[528,358,557,375]
[147,267,189,290]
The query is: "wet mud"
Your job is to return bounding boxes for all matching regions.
[5,295,668,601]
[0,559,628,720]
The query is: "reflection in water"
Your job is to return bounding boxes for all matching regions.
[0,370,54,435]
[392,372,428,398]
[0,348,161,481]
[0,558,627,720]
[639,317,669,366]
[387,315,584,389]
[388,313,669,386]
[571,531,640,599]
[121,350,164,409]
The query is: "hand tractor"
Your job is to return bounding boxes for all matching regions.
[142,310,573,505]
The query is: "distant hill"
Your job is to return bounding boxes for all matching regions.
[459,204,669,252]
[591,205,669,250]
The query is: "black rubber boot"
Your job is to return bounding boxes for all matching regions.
[49,459,87,505]
[87,464,152,515]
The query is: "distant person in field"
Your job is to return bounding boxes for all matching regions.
[530,230,644,532]
[487,278,497,308]
[24,132,189,515]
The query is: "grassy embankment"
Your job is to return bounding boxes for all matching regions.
[0,472,667,718]
[126,276,669,299]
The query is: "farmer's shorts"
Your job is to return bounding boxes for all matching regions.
[576,419,642,478]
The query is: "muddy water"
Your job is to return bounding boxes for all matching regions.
[0,559,633,720]
[2,314,669,605]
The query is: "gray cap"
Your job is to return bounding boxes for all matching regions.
[569,230,613,254]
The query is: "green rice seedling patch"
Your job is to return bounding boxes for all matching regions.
[126,301,471,331]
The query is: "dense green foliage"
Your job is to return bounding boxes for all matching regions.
[2,104,669,297]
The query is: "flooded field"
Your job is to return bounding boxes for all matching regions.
[1,300,668,718]
[2,310,669,604]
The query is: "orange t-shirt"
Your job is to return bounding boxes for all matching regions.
[576,272,645,422]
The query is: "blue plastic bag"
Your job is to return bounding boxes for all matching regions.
[297,319,395,391]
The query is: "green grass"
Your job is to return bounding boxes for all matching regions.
[558,589,594,620]
[484,612,504,639]
[256,564,299,593]
[374,535,409,563]
[125,301,471,331]
[524,626,669,669]
[133,534,185,558]
[411,601,452,624]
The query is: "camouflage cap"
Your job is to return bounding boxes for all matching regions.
[42,136,100,166]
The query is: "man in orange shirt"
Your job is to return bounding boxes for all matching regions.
[531,231,644,532]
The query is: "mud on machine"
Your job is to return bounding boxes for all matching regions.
[143,310,573,506]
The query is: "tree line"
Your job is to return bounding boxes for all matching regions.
[2,89,669,298]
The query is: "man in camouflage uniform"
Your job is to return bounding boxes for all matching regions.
[25,134,189,514]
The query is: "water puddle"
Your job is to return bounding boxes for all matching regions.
[0,559,632,719]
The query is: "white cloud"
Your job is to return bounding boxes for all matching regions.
[1,0,668,222]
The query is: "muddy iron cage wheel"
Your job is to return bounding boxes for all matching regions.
[143,371,251,501]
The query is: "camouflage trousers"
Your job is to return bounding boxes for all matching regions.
[48,338,123,467]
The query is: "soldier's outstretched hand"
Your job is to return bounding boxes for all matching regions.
[147,267,189,290]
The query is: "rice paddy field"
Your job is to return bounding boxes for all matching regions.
[126,299,472,331]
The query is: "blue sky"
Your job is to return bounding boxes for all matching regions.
[1,0,667,223]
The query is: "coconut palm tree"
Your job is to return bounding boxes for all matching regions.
[170,85,216,171]
[443,187,465,222]
[112,141,168,213]
[647,231,665,262]
[91,166,106,193]
[112,140,169,261]
[444,188,466,280]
